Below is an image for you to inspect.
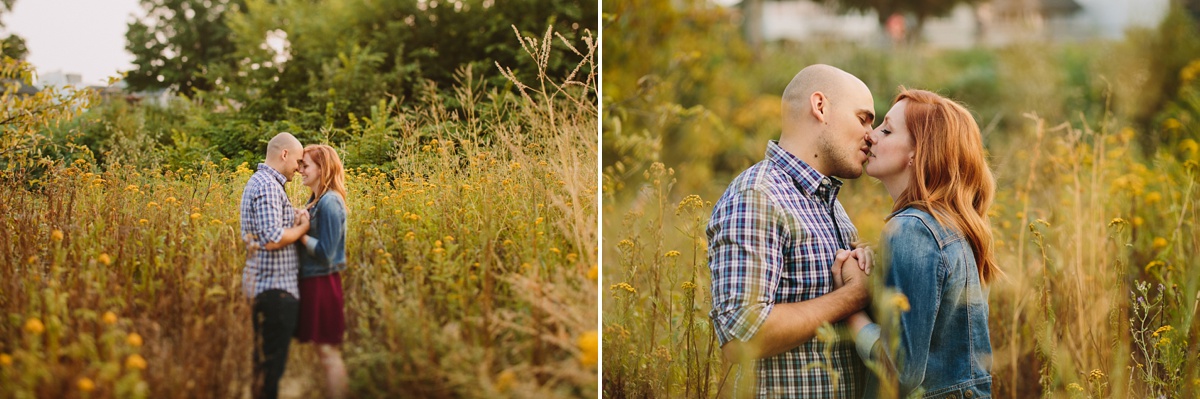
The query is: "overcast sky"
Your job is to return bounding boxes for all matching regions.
[4,0,143,86]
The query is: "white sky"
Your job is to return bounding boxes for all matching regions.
[4,0,143,86]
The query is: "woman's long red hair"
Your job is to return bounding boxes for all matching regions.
[890,88,999,284]
[303,145,348,208]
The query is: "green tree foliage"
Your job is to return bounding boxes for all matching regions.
[220,0,596,128]
[125,0,245,96]
[1,0,27,60]
[1,55,95,172]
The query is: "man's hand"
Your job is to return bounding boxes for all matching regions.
[831,249,869,307]
[294,208,310,227]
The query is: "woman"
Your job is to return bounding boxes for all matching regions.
[835,89,998,398]
[295,144,350,398]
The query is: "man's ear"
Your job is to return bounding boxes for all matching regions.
[280,148,290,162]
[810,91,828,124]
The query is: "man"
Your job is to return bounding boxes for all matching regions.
[708,64,875,398]
[240,132,310,399]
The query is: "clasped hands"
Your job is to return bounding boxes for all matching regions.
[293,208,311,227]
[832,243,873,304]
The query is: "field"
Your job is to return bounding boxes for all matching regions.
[602,1,1200,398]
[0,27,599,399]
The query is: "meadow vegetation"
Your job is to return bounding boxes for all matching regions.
[0,24,598,398]
[602,1,1200,397]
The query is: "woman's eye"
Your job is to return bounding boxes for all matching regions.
[882,129,891,135]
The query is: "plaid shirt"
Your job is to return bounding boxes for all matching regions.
[240,163,299,299]
[708,141,863,398]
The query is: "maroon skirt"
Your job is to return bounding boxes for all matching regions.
[295,272,345,345]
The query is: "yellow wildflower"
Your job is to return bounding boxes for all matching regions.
[1165,118,1183,130]
[405,231,416,241]
[611,282,636,294]
[577,330,598,367]
[1089,369,1105,381]
[1067,383,1084,392]
[588,265,598,281]
[139,219,149,225]
[1183,139,1199,154]
[549,247,561,254]
[26,255,37,265]
[24,318,45,335]
[1154,237,1168,250]
[102,311,118,325]
[891,293,911,312]
[495,369,517,392]
[1145,261,1165,273]
[127,333,143,347]
[125,354,147,370]
[51,229,64,242]
[433,248,445,255]
[1146,192,1162,205]
[0,354,11,366]
[97,253,112,266]
[1153,325,1174,338]
[682,281,696,290]
[444,235,454,242]
[77,377,95,392]
[1133,217,1144,227]
[435,240,443,248]
[1156,336,1173,350]
[165,196,176,204]
[665,250,681,258]
[503,240,513,246]
[147,202,158,209]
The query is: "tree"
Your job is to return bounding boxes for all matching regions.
[125,0,245,95]
[0,0,28,59]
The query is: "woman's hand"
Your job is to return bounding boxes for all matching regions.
[851,241,874,276]
[294,208,310,227]
[832,249,866,289]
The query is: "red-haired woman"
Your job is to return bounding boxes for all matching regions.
[835,89,998,398]
[296,144,350,398]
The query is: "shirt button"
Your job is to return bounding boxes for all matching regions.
[947,395,957,399]
[965,391,974,398]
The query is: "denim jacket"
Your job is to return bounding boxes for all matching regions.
[854,207,993,398]
[298,192,347,278]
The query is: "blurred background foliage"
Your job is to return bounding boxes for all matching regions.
[3,0,596,173]
[602,0,1200,398]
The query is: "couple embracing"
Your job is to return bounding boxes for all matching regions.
[239,133,351,399]
[709,65,997,398]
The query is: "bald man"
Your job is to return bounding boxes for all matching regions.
[239,132,310,399]
[708,65,874,398]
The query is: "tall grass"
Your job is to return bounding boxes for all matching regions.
[0,26,597,399]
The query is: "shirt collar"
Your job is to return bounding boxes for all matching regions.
[766,140,843,203]
[257,163,287,188]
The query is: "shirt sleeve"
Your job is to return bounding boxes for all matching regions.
[248,186,286,245]
[302,194,346,266]
[853,215,942,394]
[708,187,787,346]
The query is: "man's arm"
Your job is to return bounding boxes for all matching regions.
[722,250,869,361]
[263,220,309,250]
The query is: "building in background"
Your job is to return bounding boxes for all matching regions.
[758,0,1171,48]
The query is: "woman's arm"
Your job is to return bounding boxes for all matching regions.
[849,216,943,393]
[301,194,346,265]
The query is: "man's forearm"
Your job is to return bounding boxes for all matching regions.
[723,284,868,361]
[263,224,308,250]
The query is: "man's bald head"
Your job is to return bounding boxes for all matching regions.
[782,64,872,127]
[777,64,875,179]
[265,132,304,179]
[267,132,302,158]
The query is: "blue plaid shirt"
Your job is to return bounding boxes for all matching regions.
[240,163,299,299]
[708,141,863,398]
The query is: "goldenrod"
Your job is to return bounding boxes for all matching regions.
[577,330,598,367]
